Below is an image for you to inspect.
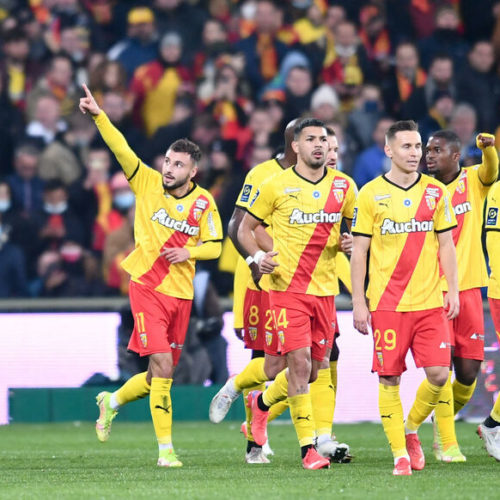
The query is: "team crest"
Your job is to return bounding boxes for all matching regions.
[376,351,383,367]
[195,198,208,210]
[140,333,147,348]
[249,327,257,341]
[265,331,273,346]
[333,189,344,203]
[278,330,285,345]
[457,180,465,194]
[425,196,436,210]
[193,208,203,221]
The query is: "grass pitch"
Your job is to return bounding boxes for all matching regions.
[0,421,498,500]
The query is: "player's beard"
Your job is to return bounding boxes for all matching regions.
[163,173,191,192]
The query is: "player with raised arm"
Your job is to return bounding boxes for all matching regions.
[478,181,500,459]
[351,120,459,475]
[79,84,222,467]
[237,118,357,469]
[425,130,498,462]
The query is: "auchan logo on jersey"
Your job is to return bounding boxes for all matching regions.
[380,217,434,235]
[151,208,200,235]
[289,208,341,224]
[453,201,472,216]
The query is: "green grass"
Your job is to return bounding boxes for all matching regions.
[0,421,497,499]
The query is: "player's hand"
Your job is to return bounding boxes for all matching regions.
[249,261,262,290]
[234,328,244,341]
[340,232,353,255]
[476,133,495,149]
[79,83,101,116]
[353,301,371,335]
[443,291,460,320]
[259,251,279,274]
[160,247,190,264]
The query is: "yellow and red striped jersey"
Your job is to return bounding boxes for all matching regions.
[486,181,500,299]
[93,112,222,300]
[352,173,456,312]
[248,166,357,296]
[441,166,494,291]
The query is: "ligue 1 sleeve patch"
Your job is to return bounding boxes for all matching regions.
[486,207,498,226]
[352,207,358,227]
[239,184,252,203]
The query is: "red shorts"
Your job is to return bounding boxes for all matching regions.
[127,280,192,365]
[269,290,335,362]
[490,297,500,341]
[371,308,451,376]
[243,289,280,355]
[447,288,484,360]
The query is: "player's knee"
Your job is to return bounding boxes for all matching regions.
[455,371,477,386]
[264,356,285,379]
[427,369,448,387]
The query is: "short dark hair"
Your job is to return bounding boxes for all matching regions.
[44,179,67,193]
[385,120,418,141]
[169,138,202,164]
[294,118,326,140]
[429,129,461,152]
[326,126,336,137]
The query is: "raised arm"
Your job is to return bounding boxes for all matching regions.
[79,84,140,179]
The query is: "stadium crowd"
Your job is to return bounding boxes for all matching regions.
[0,0,500,299]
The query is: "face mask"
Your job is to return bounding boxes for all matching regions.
[44,201,68,215]
[0,199,11,212]
[364,100,379,113]
[113,192,135,210]
[60,245,82,263]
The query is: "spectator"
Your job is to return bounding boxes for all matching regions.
[59,25,92,85]
[235,0,290,96]
[456,40,500,132]
[418,91,456,145]
[293,1,327,45]
[322,20,369,111]
[0,180,28,297]
[346,83,385,151]
[33,179,86,257]
[7,143,44,214]
[382,41,427,118]
[352,116,394,188]
[26,54,78,119]
[130,31,193,137]
[401,54,456,122]
[153,0,208,59]
[283,64,314,124]
[93,171,133,253]
[0,27,40,110]
[107,7,158,80]
[449,103,482,165]
[418,5,469,70]
[88,59,130,106]
[0,73,25,175]
[25,92,66,147]
[38,111,96,185]
[310,83,341,124]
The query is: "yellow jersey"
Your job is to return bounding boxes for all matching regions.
[94,112,223,300]
[248,166,357,296]
[441,166,493,291]
[486,181,500,299]
[352,173,456,312]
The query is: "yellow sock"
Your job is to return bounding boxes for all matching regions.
[453,379,477,415]
[491,393,500,422]
[268,400,289,423]
[434,373,457,447]
[262,369,288,407]
[310,368,335,437]
[289,393,314,447]
[406,379,442,431]
[150,377,173,445]
[234,357,267,392]
[379,384,406,458]
[115,371,150,406]
[330,361,338,394]
[243,384,265,442]
[330,361,338,421]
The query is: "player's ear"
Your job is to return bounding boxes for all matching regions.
[189,164,198,180]
[384,142,392,158]
[291,140,299,154]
